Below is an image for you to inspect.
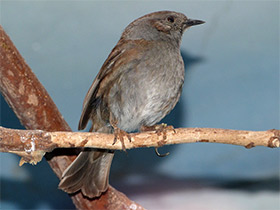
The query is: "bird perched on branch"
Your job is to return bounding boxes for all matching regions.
[59,10,204,198]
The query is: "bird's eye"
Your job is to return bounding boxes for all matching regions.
[167,16,175,23]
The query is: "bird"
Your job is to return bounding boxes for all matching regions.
[59,10,204,198]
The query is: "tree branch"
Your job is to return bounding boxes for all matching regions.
[0,126,279,165]
[0,25,144,210]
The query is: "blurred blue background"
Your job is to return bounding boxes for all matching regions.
[0,1,279,209]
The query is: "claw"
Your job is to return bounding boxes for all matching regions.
[155,147,170,157]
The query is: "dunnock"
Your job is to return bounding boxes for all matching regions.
[59,11,204,198]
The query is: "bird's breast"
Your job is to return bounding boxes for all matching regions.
[109,44,185,132]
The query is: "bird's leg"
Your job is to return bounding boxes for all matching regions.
[141,123,175,157]
[110,117,131,152]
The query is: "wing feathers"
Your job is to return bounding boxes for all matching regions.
[78,39,151,130]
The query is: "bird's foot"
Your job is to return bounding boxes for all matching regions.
[141,123,175,140]
[111,119,131,152]
[112,127,131,151]
[141,123,175,157]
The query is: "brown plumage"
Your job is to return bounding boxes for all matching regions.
[59,10,204,198]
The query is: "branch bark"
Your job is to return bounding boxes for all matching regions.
[0,25,144,210]
[0,126,279,165]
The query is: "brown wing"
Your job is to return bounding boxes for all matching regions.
[78,39,151,130]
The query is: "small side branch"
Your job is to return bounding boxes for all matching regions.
[1,126,279,165]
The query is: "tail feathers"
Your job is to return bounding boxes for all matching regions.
[59,150,114,198]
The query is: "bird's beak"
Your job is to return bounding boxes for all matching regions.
[185,19,205,27]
